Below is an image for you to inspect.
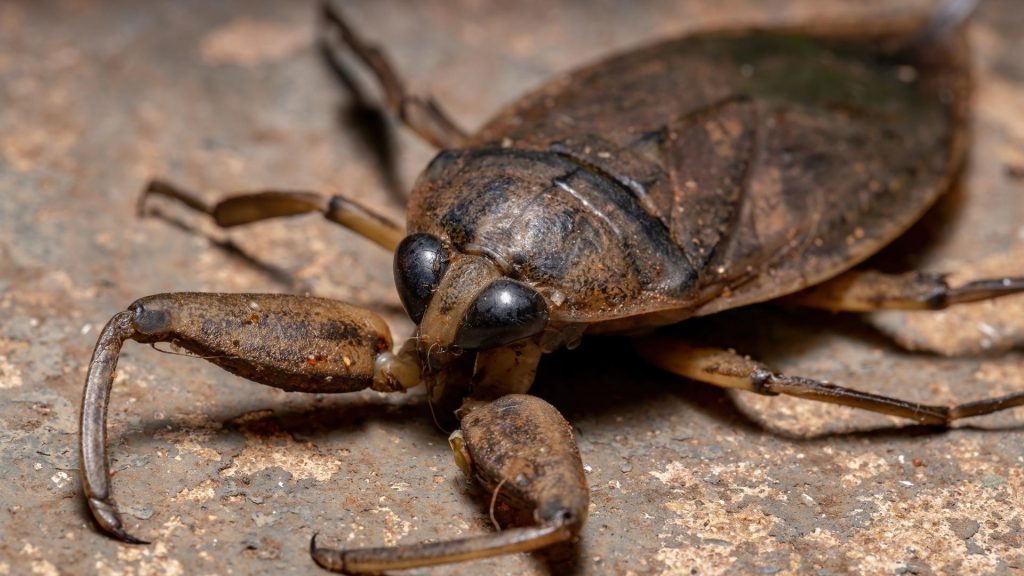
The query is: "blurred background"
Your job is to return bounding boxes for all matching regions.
[1,1,1023,574]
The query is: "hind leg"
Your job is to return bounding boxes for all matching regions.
[785,269,1024,312]
[787,268,1024,355]
[320,1,468,149]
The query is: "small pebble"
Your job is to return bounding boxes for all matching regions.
[125,505,154,520]
[982,474,1005,487]
[948,517,980,540]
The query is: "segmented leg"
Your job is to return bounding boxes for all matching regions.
[635,338,1024,426]
[81,293,420,544]
[138,179,405,251]
[311,394,588,573]
[787,269,1024,312]
[320,1,468,149]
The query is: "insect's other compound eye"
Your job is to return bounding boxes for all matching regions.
[454,279,549,350]
[394,233,450,324]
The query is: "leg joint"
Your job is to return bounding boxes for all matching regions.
[750,369,779,396]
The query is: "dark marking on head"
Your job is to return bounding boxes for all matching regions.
[440,174,517,247]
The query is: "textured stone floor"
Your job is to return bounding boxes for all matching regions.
[2,1,1024,574]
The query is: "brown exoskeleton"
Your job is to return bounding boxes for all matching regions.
[81,0,1024,572]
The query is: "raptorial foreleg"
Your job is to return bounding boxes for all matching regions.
[81,292,420,543]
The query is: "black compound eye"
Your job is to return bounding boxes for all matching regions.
[395,234,450,324]
[454,279,549,349]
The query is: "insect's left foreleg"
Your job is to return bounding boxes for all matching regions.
[786,269,1024,312]
[311,394,588,573]
[635,337,1024,426]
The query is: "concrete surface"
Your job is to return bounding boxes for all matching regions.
[2,0,1024,574]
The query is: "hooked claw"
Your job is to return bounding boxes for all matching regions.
[87,496,149,545]
[80,295,399,547]
[308,395,587,574]
[310,525,572,574]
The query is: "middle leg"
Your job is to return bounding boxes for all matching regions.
[138,179,405,251]
[636,337,1024,426]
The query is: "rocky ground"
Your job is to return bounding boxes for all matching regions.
[2,1,1023,574]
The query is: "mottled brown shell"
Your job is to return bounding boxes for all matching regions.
[408,21,970,332]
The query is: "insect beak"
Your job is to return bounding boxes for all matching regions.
[414,254,550,363]
[414,253,502,354]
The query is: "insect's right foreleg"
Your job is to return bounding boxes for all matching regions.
[138,179,405,251]
[81,292,420,544]
[320,1,468,149]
